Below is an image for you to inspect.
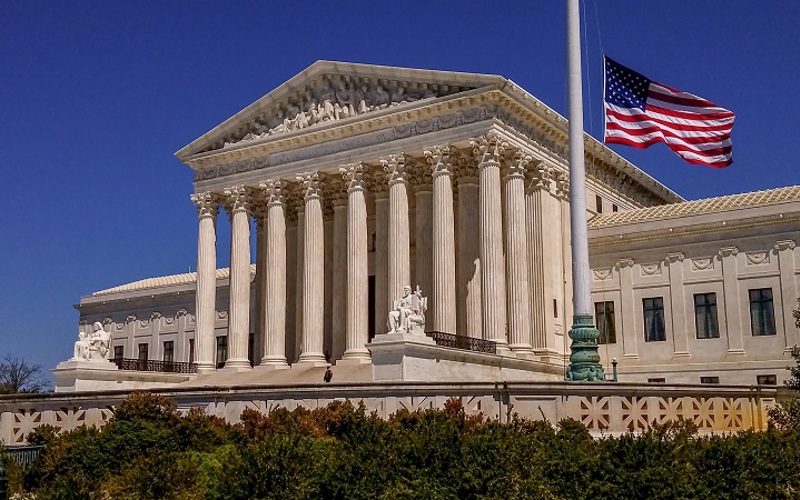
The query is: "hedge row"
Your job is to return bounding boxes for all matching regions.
[2,391,799,499]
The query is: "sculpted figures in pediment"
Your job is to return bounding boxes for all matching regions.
[216,76,469,149]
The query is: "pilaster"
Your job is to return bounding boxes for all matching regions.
[719,246,745,356]
[666,252,690,358]
[412,158,433,331]
[775,240,798,349]
[617,257,638,360]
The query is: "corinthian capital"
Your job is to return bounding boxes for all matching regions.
[506,150,531,179]
[555,172,570,199]
[423,145,453,176]
[469,132,507,165]
[297,171,323,199]
[340,162,367,191]
[191,191,220,219]
[259,179,285,206]
[223,185,250,213]
[526,160,553,192]
[452,149,478,184]
[381,153,407,183]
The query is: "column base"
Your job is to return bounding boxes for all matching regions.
[195,362,216,375]
[257,357,290,370]
[223,359,252,371]
[509,343,534,355]
[296,352,328,366]
[672,351,691,359]
[338,349,371,365]
[726,349,747,357]
[489,339,510,354]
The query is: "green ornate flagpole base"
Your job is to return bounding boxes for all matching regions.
[566,314,605,381]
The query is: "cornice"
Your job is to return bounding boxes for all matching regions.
[589,215,800,250]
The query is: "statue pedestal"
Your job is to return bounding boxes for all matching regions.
[52,359,194,393]
[367,333,563,382]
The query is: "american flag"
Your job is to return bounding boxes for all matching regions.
[603,57,735,168]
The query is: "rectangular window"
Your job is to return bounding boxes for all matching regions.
[595,195,603,213]
[757,374,777,385]
[137,343,149,370]
[163,341,174,363]
[612,204,619,212]
[648,378,666,383]
[749,288,776,336]
[694,293,719,339]
[700,376,720,384]
[216,336,228,369]
[553,299,558,319]
[643,297,666,342]
[594,301,616,344]
[113,346,124,361]
[188,338,195,365]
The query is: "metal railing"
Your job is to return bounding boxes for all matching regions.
[113,358,197,374]
[426,331,497,354]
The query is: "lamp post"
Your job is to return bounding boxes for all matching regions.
[565,0,604,381]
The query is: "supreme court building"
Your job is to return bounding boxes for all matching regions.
[58,61,800,391]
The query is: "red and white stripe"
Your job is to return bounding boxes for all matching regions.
[605,82,735,168]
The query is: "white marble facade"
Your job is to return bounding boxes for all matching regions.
[71,62,799,387]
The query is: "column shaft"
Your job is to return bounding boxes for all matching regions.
[192,192,218,372]
[504,156,531,352]
[374,193,389,334]
[429,150,456,334]
[477,153,508,346]
[342,164,370,359]
[457,180,481,338]
[331,200,348,360]
[415,186,433,328]
[261,182,288,366]
[298,174,326,363]
[225,187,252,369]
[385,156,411,308]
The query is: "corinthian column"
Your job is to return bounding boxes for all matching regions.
[504,151,532,353]
[191,191,219,373]
[259,180,289,368]
[425,146,456,333]
[471,134,508,349]
[297,172,326,364]
[413,159,433,331]
[372,173,390,335]
[330,185,348,360]
[382,154,411,309]
[340,163,370,360]
[526,162,556,354]
[223,185,252,370]
[456,154,481,339]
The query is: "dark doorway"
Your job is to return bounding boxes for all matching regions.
[368,275,376,341]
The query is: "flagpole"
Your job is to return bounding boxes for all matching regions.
[565,0,604,381]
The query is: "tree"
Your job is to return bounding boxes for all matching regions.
[0,355,46,394]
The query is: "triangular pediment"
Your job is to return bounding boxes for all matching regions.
[175,61,506,160]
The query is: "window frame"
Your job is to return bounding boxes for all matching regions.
[642,297,666,342]
[594,301,616,344]
[694,292,720,339]
[749,288,776,336]
[163,340,175,363]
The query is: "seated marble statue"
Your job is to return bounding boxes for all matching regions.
[72,322,112,361]
[387,285,427,335]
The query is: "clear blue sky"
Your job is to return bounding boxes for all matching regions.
[2,1,798,383]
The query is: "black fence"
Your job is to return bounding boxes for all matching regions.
[113,358,198,374]
[1,445,44,499]
[426,331,497,354]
